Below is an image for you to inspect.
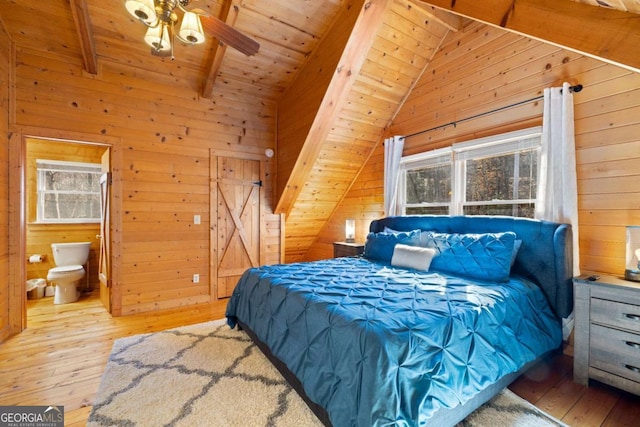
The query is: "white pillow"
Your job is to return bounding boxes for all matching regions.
[391,244,436,271]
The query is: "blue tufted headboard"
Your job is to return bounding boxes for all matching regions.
[369,215,573,319]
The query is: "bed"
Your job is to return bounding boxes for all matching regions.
[226,215,573,426]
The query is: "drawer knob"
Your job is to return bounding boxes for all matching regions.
[623,313,640,321]
[625,340,640,349]
[624,364,640,374]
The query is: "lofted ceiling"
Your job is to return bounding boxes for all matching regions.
[0,1,637,98]
[1,0,639,262]
[0,0,346,101]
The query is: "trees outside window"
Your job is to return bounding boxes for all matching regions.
[37,160,102,223]
[399,127,541,218]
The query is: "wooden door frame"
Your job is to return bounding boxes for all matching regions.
[7,126,123,335]
[210,149,267,300]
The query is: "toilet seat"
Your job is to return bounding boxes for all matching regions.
[49,264,83,273]
[47,265,86,304]
[47,265,85,282]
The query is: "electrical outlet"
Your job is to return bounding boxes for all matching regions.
[192,274,200,283]
[194,214,201,225]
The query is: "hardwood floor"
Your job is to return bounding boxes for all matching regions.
[1,291,638,426]
[0,290,227,426]
[510,351,640,426]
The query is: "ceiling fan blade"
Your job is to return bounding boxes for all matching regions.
[200,15,260,56]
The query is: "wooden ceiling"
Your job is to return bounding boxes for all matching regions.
[1,0,639,262]
[0,0,346,101]
[1,1,635,98]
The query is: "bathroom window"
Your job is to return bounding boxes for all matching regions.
[36,159,102,223]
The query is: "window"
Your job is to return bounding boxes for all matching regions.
[36,159,102,223]
[399,127,542,218]
[401,148,452,215]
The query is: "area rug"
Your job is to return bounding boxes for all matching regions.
[88,319,566,427]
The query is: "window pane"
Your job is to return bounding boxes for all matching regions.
[406,164,451,204]
[43,193,101,220]
[517,150,537,200]
[466,148,537,203]
[44,171,100,192]
[466,154,515,202]
[463,203,535,217]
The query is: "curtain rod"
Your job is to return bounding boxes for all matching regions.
[403,84,583,140]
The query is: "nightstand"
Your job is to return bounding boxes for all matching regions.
[574,273,640,396]
[333,242,364,258]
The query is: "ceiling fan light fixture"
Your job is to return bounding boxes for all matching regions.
[144,23,171,52]
[124,0,259,58]
[124,0,157,26]
[177,11,205,45]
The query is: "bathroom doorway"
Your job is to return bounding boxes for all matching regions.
[23,136,113,318]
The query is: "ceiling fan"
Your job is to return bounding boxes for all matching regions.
[124,0,260,58]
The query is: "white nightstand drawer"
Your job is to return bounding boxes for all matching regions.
[591,297,640,332]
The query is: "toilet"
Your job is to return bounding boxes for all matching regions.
[47,242,91,304]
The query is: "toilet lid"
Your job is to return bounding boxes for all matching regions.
[49,265,83,273]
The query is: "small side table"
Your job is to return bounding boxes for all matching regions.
[573,273,640,396]
[333,242,364,258]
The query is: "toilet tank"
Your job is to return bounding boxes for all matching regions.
[51,242,91,266]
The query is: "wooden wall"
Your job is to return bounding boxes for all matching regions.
[25,139,105,289]
[0,20,12,340]
[8,46,280,316]
[307,141,385,260]
[315,21,640,276]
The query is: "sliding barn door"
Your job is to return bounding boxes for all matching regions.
[212,155,261,299]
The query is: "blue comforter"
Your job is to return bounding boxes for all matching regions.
[226,257,561,426]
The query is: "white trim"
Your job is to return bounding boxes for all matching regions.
[401,146,452,167]
[453,126,542,153]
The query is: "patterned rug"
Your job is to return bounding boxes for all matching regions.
[88,319,567,427]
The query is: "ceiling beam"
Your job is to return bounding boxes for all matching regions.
[69,0,98,74]
[274,0,393,217]
[419,0,640,72]
[201,1,238,99]
[421,4,464,31]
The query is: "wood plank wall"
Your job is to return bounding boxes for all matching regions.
[25,139,105,289]
[0,20,11,340]
[315,21,640,276]
[8,46,280,316]
[306,141,385,260]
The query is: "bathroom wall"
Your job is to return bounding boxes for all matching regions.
[26,138,105,290]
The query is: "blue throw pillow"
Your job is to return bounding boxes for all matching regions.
[422,231,516,282]
[363,230,421,263]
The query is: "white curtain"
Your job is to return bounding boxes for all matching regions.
[384,136,404,216]
[535,82,580,276]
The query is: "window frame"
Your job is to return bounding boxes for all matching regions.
[398,126,542,217]
[36,159,103,224]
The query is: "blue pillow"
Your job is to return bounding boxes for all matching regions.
[363,230,421,263]
[422,231,516,282]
